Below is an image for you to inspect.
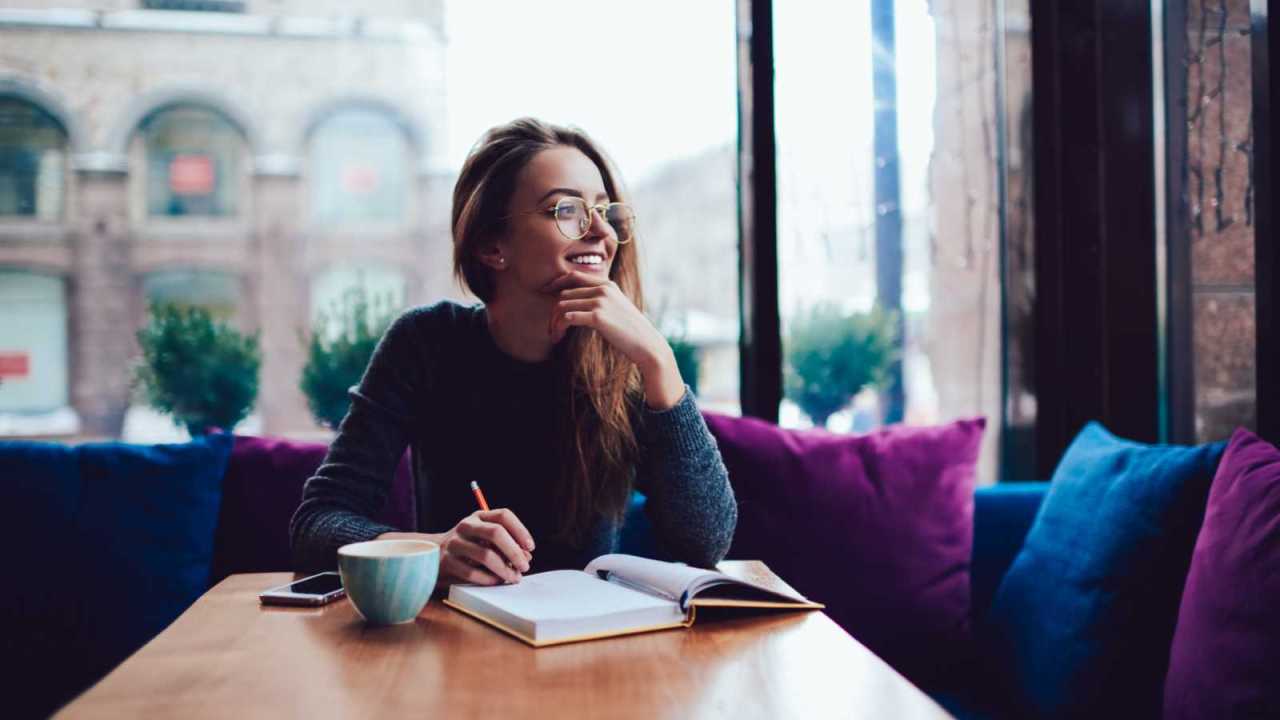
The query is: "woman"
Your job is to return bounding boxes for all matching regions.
[290,118,737,589]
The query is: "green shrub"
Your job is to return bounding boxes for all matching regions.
[784,304,898,428]
[134,301,260,436]
[300,286,397,429]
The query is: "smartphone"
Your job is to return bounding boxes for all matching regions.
[259,571,345,606]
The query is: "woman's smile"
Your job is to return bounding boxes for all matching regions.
[565,251,609,272]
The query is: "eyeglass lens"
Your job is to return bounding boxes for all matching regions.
[554,198,636,242]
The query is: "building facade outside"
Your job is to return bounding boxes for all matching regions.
[0,0,453,439]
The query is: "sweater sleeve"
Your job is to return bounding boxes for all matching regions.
[289,307,434,572]
[632,387,738,568]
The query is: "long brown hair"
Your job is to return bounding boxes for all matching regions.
[451,118,644,545]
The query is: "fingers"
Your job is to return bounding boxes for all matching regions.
[541,270,609,294]
[449,536,523,584]
[552,298,598,315]
[460,515,532,574]
[558,284,612,299]
[548,298,597,337]
[477,508,536,552]
[559,312,598,330]
[550,309,600,344]
[440,552,503,586]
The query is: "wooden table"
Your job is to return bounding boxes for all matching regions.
[57,563,954,719]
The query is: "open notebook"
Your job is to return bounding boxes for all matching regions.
[443,554,824,647]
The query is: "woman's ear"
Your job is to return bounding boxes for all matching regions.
[476,242,508,272]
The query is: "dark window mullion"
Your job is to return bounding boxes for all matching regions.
[1165,0,1195,443]
[736,0,781,422]
[1033,0,1161,475]
[1252,0,1278,443]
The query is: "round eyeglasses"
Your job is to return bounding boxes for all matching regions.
[528,197,637,244]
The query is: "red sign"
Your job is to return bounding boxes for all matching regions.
[342,164,381,195]
[0,352,30,379]
[169,154,216,195]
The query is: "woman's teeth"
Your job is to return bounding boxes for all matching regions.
[570,254,604,266]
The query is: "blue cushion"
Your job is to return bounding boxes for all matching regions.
[618,491,662,558]
[2,440,85,718]
[986,422,1225,719]
[970,483,1048,619]
[1,439,80,552]
[1,433,233,718]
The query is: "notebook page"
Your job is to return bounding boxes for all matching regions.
[451,570,676,622]
[584,554,723,601]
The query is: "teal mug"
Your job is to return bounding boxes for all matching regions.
[337,539,440,625]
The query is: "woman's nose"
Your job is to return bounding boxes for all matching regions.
[584,207,614,241]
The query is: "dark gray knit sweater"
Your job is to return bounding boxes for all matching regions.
[289,301,737,574]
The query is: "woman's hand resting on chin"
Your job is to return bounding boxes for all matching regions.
[544,270,687,410]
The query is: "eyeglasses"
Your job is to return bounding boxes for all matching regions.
[515,196,637,244]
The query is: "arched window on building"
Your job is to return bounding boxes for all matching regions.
[0,97,68,219]
[309,266,406,341]
[138,106,244,217]
[0,270,69,421]
[307,109,411,227]
[142,268,241,319]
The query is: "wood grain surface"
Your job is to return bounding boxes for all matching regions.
[56,562,953,720]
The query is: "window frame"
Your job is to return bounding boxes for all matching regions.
[735,0,782,423]
[1252,0,1278,444]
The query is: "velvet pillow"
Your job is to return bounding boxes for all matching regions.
[209,435,416,584]
[1164,428,1280,719]
[2,433,233,719]
[987,422,1225,719]
[704,413,985,691]
[1,440,82,719]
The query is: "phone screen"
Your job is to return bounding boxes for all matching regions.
[287,573,343,596]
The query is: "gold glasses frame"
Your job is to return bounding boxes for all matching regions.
[507,196,636,244]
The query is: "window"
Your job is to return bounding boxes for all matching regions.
[122,269,248,440]
[632,147,739,411]
[1,4,451,439]
[0,2,743,437]
[310,266,407,341]
[142,1,246,11]
[1183,1,1256,442]
[139,106,244,217]
[143,269,241,319]
[0,270,69,413]
[774,0,1033,482]
[446,0,741,413]
[308,109,411,227]
[0,97,67,219]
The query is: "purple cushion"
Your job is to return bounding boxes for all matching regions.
[704,413,984,690]
[1164,428,1280,719]
[209,436,416,585]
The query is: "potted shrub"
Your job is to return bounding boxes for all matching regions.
[784,304,898,429]
[300,286,397,430]
[134,300,260,436]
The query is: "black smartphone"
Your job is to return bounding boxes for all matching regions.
[258,571,345,606]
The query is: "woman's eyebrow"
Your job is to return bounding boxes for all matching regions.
[535,188,610,204]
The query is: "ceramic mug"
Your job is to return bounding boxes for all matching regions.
[337,539,440,625]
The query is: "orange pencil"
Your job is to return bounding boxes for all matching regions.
[470,481,490,512]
